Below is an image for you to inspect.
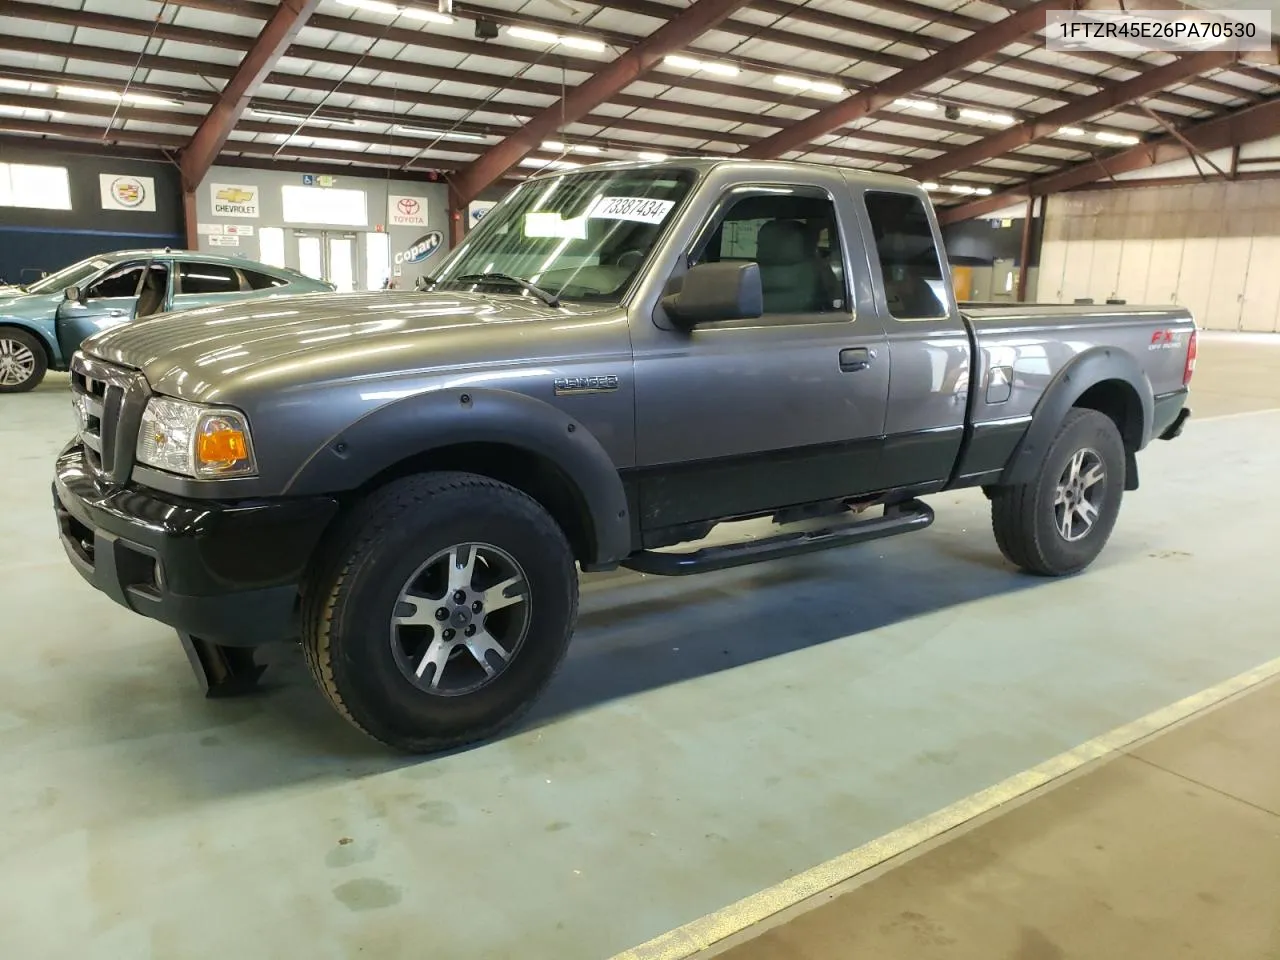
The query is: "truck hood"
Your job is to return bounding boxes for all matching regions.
[82,290,592,401]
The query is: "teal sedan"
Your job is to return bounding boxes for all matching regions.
[0,249,334,392]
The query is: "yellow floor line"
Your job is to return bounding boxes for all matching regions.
[607,655,1280,960]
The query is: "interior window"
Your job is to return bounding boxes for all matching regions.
[179,262,242,295]
[242,268,287,291]
[864,192,948,320]
[88,263,146,300]
[136,262,169,318]
[695,191,845,315]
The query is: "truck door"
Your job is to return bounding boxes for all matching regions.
[856,187,970,490]
[631,181,891,532]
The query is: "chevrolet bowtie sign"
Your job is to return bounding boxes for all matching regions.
[211,183,260,218]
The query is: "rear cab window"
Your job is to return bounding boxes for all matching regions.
[863,192,950,320]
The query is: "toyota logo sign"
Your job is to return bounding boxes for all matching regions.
[397,197,421,217]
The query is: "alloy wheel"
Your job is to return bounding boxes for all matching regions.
[1054,447,1106,542]
[389,542,531,696]
[0,338,36,387]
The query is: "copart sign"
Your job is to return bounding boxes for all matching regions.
[395,231,443,266]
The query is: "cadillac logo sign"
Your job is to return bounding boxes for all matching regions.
[110,176,146,208]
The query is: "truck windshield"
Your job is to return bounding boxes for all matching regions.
[433,167,697,304]
[24,257,112,295]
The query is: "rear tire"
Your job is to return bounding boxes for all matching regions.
[0,329,47,393]
[991,409,1126,577]
[301,471,578,753]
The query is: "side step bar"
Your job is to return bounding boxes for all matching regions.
[621,499,935,577]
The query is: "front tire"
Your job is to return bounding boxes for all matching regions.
[990,409,1126,577]
[302,471,578,752]
[0,329,47,393]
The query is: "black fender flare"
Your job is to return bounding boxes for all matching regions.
[285,387,632,565]
[998,347,1154,487]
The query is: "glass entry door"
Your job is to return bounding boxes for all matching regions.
[292,230,359,291]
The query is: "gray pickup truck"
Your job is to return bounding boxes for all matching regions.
[53,159,1195,752]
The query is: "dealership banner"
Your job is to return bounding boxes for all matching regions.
[389,194,427,227]
[100,174,157,212]
[469,200,496,230]
[210,183,260,218]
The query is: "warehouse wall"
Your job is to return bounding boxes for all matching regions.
[0,144,183,286]
[1034,179,1280,332]
[194,165,453,290]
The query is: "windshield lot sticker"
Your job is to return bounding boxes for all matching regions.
[588,197,675,223]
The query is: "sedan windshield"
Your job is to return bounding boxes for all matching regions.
[24,256,112,295]
[433,167,697,303]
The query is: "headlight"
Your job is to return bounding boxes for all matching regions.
[136,396,258,479]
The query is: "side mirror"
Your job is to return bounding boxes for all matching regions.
[64,286,84,303]
[662,262,763,326]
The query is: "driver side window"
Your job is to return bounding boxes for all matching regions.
[694,190,846,316]
[88,263,146,300]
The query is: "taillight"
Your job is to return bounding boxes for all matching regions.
[1183,329,1197,386]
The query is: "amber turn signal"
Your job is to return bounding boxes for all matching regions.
[197,421,249,467]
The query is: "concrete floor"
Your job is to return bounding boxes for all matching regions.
[1,333,1278,959]
[707,676,1280,960]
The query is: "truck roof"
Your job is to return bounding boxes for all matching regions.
[523,156,924,192]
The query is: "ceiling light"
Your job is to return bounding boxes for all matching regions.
[664,55,701,70]
[895,98,937,111]
[284,134,365,150]
[541,140,565,151]
[519,157,580,170]
[395,125,486,141]
[774,75,844,97]
[948,184,978,194]
[336,0,453,24]
[559,35,607,52]
[1058,126,1085,136]
[975,187,992,196]
[637,151,667,161]
[572,144,601,154]
[251,109,359,127]
[921,181,939,190]
[959,107,1015,126]
[1096,131,1140,145]
[0,78,50,93]
[126,93,179,106]
[809,81,845,96]
[0,105,64,119]
[507,26,606,52]
[399,7,455,24]
[663,54,739,77]
[339,0,399,12]
[57,85,178,107]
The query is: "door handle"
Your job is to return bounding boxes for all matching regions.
[839,347,875,372]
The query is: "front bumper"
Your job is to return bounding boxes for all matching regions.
[53,443,338,647]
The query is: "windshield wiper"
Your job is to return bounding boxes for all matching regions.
[454,272,560,308]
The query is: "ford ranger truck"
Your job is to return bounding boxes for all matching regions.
[53,159,1195,752]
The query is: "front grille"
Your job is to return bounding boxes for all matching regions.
[70,354,149,485]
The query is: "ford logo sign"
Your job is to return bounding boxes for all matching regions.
[399,231,443,265]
